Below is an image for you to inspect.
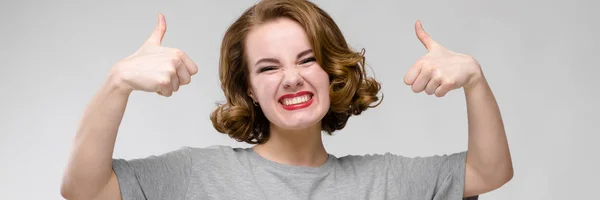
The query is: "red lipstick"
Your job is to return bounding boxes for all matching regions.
[279,91,314,111]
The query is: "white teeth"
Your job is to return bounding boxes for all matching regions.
[281,94,311,106]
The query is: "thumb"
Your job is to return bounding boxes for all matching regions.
[414,20,438,51]
[145,13,167,46]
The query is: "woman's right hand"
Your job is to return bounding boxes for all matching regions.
[110,13,198,97]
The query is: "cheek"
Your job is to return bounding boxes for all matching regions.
[251,76,279,102]
[314,66,330,87]
[306,65,330,99]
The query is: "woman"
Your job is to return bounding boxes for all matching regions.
[61,0,513,199]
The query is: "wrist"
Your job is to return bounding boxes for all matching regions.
[464,73,487,93]
[464,62,485,91]
[105,68,133,97]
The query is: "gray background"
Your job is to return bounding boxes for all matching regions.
[1,0,598,199]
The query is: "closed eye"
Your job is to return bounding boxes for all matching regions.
[258,66,277,73]
[300,57,316,64]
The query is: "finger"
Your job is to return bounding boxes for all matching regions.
[434,80,453,97]
[411,69,432,93]
[171,48,199,75]
[404,60,423,85]
[414,20,439,51]
[145,13,167,46]
[156,76,173,97]
[425,76,441,95]
[171,72,180,92]
[176,64,192,85]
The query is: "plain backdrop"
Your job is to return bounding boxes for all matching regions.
[1,0,598,199]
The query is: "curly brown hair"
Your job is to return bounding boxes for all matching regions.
[210,0,382,144]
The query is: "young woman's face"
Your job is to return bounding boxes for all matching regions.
[245,18,330,131]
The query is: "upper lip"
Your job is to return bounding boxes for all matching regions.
[278,91,313,102]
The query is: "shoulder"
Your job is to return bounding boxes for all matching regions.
[336,151,471,199]
[184,145,253,167]
[334,152,394,172]
[184,145,249,157]
[335,151,467,170]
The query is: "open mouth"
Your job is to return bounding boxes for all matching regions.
[278,91,314,110]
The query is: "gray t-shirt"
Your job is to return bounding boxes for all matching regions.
[112,145,478,200]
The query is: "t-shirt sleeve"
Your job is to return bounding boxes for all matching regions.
[112,147,192,200]
[386,151,478,200]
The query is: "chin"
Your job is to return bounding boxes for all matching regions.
[270,107,328,132]
[275,119,321,131]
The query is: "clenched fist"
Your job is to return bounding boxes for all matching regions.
[110,13,198,97]
[404,20,483,97]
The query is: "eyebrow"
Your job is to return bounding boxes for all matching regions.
[254,49,313,67]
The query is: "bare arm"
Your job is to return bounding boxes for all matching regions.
[60,13,197,199]
[463,76,513,197]
[404,21,513,198]
[60,75,128,199]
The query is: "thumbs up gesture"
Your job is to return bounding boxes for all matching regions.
[110,14,198,97]
[404,21,483,97]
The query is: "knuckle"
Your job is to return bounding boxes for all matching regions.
[448,80,456,86]
[158,77,171,86]
[427,66,437,73]
[169,57,182,66]
[422,64,434,73]
[172,48,184,57]
[165,67,176,75]
[459,54,474,62]
[431,69,441,79]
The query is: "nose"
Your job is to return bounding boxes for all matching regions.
[282,68,304,89]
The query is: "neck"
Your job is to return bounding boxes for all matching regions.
[252,122,328,168]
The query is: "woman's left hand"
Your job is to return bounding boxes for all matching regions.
[404,20,484,97]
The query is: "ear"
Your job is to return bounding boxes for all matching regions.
[247,89,256,102]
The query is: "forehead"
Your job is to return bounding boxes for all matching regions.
[245,18,312,63]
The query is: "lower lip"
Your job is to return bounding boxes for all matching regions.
[281,97,314,110]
